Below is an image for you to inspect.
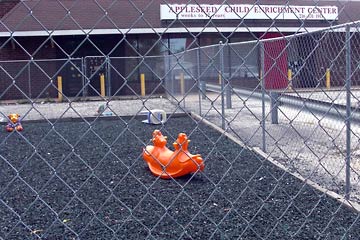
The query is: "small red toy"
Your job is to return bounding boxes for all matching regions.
[5,113,23,132]
[143,130,204,179]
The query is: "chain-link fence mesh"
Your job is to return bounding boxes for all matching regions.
[2,1,360,239]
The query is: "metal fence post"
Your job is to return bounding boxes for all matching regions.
[171,57,175,98]
[345,24,352,200]
[83,57,90,97]
[164,54,169,99]
[81,57,84,97]
[197,47,203,116]
[220,41,225,129]
[225,84,232,109]
[180,72,186,108]
[107,56,111,96]
[225,43,232,109]
[28,62,31,98]
[270,91,279,124]
[197,47,206,100]
[260,42,266,152]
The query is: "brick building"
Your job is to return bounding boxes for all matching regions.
[0,0,359,100]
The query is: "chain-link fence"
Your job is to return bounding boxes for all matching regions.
[167,22,360,202]
[2,1,360,239]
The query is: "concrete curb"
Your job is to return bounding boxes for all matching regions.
[0,112,189,125]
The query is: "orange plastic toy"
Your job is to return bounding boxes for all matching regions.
[5,113,23,132]
[143,130,204,179]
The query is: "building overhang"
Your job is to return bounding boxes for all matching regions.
[0,26,332,37]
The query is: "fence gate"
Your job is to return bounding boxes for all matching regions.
[84,56,110,97]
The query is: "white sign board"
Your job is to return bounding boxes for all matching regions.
[160,4,338,21]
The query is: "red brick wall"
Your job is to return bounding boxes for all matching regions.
[0,0,19,18]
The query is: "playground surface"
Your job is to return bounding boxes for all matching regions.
[1,115,360,239]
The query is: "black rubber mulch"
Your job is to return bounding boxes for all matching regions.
[0,115,359,240]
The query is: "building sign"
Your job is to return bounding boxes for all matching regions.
[160,4,338,21]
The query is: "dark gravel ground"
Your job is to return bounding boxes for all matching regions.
[0,115,360,240]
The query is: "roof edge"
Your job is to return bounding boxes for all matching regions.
[0,26,328,37]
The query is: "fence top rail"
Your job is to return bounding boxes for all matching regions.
[109,55,166,60]
[0,58,83,63]
[229,20,360,46]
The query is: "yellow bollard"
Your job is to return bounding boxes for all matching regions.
[218,73,222,85]
[326,68,331,89]
[287,69,292,90]
[180,73,185,95]
[57,76,63,102]
[140,73,145,96]
[100,74,105,97]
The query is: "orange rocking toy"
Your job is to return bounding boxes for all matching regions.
[143,130,204,179]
